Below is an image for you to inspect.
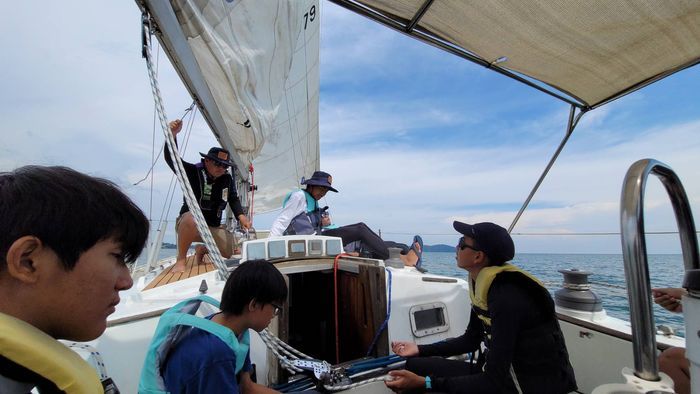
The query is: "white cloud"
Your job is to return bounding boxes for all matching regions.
[312,118,700,253]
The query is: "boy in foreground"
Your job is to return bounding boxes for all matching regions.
[0,165,149,393]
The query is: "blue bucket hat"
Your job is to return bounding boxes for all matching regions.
[301,171,338,193]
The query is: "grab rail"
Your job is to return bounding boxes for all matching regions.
[620,159,699,381]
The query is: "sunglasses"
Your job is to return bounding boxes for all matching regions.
[211,161,230,169]
[270,302,283,316]
[457,237,481,252]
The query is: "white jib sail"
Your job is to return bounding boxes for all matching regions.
[166,0,321,213]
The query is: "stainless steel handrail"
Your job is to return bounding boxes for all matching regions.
[620,158,700,381]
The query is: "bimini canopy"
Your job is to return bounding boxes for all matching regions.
[329,0,700,109]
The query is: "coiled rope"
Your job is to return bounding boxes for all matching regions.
[259,326,399,392]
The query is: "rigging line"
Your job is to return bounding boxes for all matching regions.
[149,44,161,220]
[142,25,228,279]
[379,231,700,237]
[158,108,199,226]
[511,231,699,236]
[133,102,198,187]
[162,109,199,223]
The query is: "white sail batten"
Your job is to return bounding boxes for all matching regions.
[143,0,320,214]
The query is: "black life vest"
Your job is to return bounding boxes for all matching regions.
[469,265,577,394]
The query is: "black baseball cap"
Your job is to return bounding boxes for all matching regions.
[453,221,515,264]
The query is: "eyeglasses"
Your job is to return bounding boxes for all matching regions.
[270,302,283,316]
[212,161,230,169]
[457,237,481,252]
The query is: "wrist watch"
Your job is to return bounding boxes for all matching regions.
[425,376,432,390]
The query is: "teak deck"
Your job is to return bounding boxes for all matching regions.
[143,255,216,290]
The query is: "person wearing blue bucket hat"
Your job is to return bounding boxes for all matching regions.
[269,171,423,267]
[300,170,338,192]
[386,221,577,394]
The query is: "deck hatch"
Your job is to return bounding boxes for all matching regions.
[409,302,449,337]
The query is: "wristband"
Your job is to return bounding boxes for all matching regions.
[425,376,432,390]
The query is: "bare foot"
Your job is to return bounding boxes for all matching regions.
[400,240,422,266]
[194,245,208,265]
[400,250,418,266]
[172,258,187,273]
[347,251,360,257]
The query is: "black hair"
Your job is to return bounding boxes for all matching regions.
[0,165,149,270]
[220,259,288,315]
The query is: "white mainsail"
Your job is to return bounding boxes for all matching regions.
[141,0,320,213]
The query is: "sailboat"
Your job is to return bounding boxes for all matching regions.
[77,1,700,393]
[89,1,468,393]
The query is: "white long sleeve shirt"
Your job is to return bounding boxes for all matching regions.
[269,190,309,237]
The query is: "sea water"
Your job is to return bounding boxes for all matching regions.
[145,249,688,337]
[423,252,687,337]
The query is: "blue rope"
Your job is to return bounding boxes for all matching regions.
[346,354,404,375]
[276,355,405,392]
[365,268,392,357]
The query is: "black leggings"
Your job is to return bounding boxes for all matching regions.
[322,222,397,260]
[405,356,476,377]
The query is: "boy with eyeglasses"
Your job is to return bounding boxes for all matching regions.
[386,221,577,394]
[165,119,252,272]
[140,259,287,393]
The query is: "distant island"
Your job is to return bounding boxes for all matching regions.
[162,242,177,249]
[423,244,454,252]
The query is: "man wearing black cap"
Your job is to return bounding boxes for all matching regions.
[387,221,576,394]
[269,171,422,266]
[164,119,251,272]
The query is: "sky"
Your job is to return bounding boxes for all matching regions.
[1,1,699,254]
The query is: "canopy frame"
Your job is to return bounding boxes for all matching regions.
[328,0,700,231]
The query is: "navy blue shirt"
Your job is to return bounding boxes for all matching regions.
[163,327,252,394]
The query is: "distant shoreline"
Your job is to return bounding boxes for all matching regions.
[157,242,680,255]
